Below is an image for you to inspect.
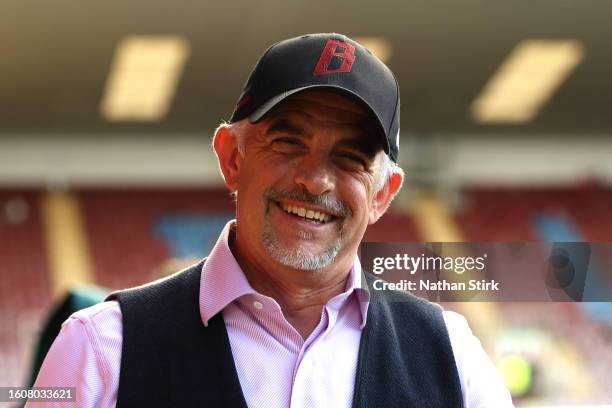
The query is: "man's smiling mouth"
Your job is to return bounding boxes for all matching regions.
[278,201,332,223]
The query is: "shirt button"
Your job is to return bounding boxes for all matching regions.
[253,301,263,310]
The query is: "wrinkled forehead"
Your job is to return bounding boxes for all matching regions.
[261,89,386,152]
[284,89,370,115]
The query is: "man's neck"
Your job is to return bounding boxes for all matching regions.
[230,230,353,340]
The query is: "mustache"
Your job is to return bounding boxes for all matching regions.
[265,188,352,218]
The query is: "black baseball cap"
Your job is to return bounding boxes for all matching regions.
[229,33,400,162]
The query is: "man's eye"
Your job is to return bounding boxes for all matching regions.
[336,153,367,169]
[271,137,304,153]
[273,137,300,145]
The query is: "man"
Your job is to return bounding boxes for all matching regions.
[31,33,513,407]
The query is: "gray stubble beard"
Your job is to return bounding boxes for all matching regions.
[262,214,344,271]
[260,188,351,271]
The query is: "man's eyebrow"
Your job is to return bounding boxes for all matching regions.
[265,119,309,138]
[335,136,380,159]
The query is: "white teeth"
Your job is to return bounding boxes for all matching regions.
[280,203,331,223]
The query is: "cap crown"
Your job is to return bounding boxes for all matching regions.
[230,33,400,162]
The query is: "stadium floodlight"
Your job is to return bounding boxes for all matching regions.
[471,39,584,124]
[354,37,392,63]
[100,36,190,122]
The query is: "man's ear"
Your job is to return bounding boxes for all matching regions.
[213,125,241,192]
[368,172,403,225]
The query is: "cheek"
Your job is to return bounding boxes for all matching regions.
[242,148,293,177]
[339,176,376,220]
[236,154,291,207]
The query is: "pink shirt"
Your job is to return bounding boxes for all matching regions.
[30,221,513,407]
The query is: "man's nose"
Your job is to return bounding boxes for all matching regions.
[293,153,335,196]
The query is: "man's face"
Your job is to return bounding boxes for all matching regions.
[227,89,392,272]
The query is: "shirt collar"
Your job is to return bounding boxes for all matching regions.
[345,256,370,329]
[199,220,370,328]
[199,221,256,326]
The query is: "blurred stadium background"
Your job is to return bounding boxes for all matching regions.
[1,0,611,406]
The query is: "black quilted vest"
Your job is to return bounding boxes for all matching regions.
[107,260,463,407]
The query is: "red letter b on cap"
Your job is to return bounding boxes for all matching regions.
[313,39,356,76]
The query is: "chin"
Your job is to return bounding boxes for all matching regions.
[263,240,341,271]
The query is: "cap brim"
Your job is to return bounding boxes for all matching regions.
[248,85,390,157]
[248,86,316,123]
